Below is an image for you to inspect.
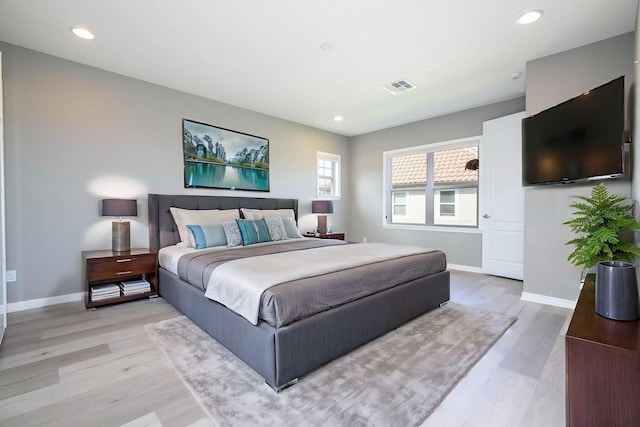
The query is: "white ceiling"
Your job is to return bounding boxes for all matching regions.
[0,0,637,136]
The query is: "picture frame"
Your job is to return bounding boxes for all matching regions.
[182,119,270,192]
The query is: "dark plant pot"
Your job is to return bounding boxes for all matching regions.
[595,261,640,321]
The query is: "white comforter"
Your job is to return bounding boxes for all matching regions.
[203,242,434,324]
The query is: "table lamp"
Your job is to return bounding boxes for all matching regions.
[101,199,138,252]
[311,200,333,234]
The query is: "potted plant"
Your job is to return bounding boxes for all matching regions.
[564,183,640,320]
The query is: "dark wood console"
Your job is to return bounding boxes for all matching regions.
[565,275,640,426]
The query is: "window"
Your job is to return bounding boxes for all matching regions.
[438,190,456,216]
[317,152,341,198]
[391,190,425,224]
[393,192,406,216]
[384,137,479,228]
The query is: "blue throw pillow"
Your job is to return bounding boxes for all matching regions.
[236,219,271,245]
[186,224,227,249]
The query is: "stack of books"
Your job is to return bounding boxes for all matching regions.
[91,283,121,301]
[120,279,151,296]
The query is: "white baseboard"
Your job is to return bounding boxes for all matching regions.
[6,282,575,313]
[521,292,576,309]
[447,264,482,274]
[7,292,84,313]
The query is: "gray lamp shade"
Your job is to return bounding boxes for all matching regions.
[101,199,138,217]
[311,200,334,214]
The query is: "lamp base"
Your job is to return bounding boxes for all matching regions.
[112,221,131,252]
[317,215,327,234]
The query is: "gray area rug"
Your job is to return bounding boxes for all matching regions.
[145,302,516,427]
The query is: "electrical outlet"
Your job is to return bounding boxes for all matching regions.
[6,270,16,282]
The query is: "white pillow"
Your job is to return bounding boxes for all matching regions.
[170,207,240,247]
[241,208,296,221]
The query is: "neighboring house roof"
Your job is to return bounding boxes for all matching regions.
[392,147,478,187]
[392,154,427,187]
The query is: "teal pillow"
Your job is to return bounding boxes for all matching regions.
[186,224,227,249]
[236,219,271,245]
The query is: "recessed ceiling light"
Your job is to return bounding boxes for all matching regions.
[516,10,543,25]
[334,116,343,122]
[71,27,95,40]
[320,42,333,51]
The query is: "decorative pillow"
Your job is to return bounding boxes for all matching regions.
[236,219,272,246]
[264,216,287,241]
[281,217,304,239]
[222,221,243,247]
[170,207,239,247]
[241,208,296,221]
[186,224,227,249]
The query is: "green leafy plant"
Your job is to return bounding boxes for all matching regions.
[564,183,640,275]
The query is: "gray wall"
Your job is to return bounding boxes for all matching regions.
[524,33,635,301]
[348,98,525,266]
[1,42,350,304]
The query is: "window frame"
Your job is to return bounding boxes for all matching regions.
[317,151,341,199]
[382,136,481,232]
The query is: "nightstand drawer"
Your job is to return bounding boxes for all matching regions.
[87,254,156,281]
[304,232,345,240]
[324,233,345,240]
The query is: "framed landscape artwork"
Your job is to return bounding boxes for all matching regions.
[182,119,270,192]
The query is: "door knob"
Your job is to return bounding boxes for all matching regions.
[483,214,491,218]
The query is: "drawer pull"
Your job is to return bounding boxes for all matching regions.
[116,271,133,275]
[116,259,132,263]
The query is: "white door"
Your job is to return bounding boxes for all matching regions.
[480,112,525,280]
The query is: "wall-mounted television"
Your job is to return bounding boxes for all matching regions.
[522,76,625,186]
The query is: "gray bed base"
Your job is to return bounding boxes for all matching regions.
[148,193,450,391]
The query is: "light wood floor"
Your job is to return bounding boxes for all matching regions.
[0,271,572,427]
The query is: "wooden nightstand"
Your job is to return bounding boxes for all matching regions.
[83,248,158,309]
[305,232,345,241]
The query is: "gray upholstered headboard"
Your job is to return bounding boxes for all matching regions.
[148,194,299,251]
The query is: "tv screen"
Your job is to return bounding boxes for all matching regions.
[522,76,625,186]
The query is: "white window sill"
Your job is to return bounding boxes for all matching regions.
[383,223,482,234]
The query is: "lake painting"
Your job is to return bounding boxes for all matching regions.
[182,119,269,191]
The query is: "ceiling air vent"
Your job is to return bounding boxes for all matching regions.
[383,79,416,95]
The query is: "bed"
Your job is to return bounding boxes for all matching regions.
[148,193,450,391]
